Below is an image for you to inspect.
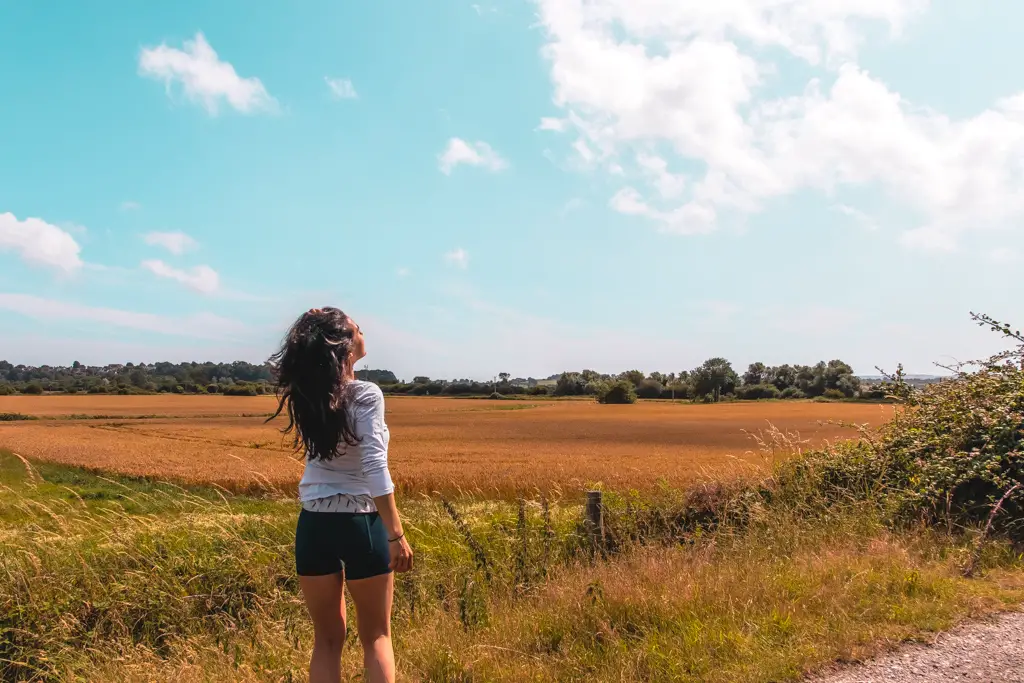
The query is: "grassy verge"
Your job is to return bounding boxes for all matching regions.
[2,450,1022,682]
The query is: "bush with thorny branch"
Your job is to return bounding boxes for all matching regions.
[779,312,1024,539]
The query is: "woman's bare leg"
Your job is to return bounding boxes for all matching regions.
[299,573,347,683]
[346,572,395,683]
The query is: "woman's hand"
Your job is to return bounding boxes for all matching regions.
[389,536,414,573]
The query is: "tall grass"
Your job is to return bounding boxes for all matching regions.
[2,446,1024,682]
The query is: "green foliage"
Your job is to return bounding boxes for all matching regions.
[780,387,806,399]
[663,383,692,400]
[21,383,44,395]
[0,360,274,395]
[597,380,638,405]
[737,383,781,400]
[356,368,399,384]
[743,362,768,386]
[554,372,587,397]
[691,358,739,402]
[778,315,1024,538]
[618,370,645,387]
[635,379,664,399]
[223,384,258,396]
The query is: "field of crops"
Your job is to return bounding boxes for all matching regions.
[0,395,892,496]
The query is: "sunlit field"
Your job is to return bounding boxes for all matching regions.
[0,395,892,497]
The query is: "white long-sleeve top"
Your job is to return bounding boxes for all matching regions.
[298,381,395,506]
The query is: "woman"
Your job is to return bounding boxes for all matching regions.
[269,307,413,683]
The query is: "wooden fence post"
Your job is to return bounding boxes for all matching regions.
[585,490,605,555]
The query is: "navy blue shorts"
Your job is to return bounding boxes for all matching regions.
[294,509,392,579]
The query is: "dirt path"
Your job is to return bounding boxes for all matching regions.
[813,611,1024,682]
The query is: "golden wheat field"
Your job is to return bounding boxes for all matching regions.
[0,395,893,496]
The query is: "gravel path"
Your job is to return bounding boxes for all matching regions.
[812,611,1024,683]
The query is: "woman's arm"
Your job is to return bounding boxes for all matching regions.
[372,492,413,573]
[354,385,413,572]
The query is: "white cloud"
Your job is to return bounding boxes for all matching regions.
[143,231,197,255]
[834,204,878,231]
[141,259,220,294]
[139,32,276,115]
[989,247,1019,264]
[438,138,508,175]
[120,200,141,211]
[609,188,716,234]
[538,117,569,132]
[0,293,247,340]
[535,0,1024,250]
[325,76,358,100]
[0,212,83,273]
[396,266,411,277]
[636,153,687,199]
[444,248,469,269]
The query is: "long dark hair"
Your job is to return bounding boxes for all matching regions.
[267,307,359,461]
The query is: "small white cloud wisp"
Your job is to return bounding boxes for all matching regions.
[438,138,508,175]
[141,259,220,294]
[0,292,246,340]
[443,248,469,269]
[143,231,197,256]
[139,32,276,115]
[325,77,358,100]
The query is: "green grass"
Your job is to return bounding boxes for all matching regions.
[0,413,37,421]
[2,449,1023,682]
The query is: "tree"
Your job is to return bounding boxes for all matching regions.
[768,364,797,391]
[737,383,781,400]
[666,381,692,400]
[742,362,767,386]
[619,370,645,387]
[412,376,431,385]
[554,372,587,396]
[691,358,739,402]
[597,380,637,404]
[794,364,822,397]
[636,379,665,399]
[129,368,148,388]
[498,372,511,384]
[823,359,860,397]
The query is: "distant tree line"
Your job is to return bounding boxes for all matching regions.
[377,358,890,402]
[0,357,893,402]
[542,358,874,402]
[0,360,274,396]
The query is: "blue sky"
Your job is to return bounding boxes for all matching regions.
[1,0,1022,380]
